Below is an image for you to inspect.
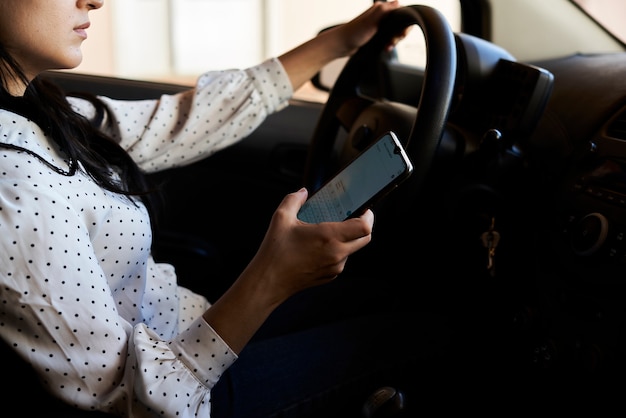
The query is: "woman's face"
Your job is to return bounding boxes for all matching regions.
[0,0,103,82]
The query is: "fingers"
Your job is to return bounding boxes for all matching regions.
[273,187,307,221]
[359,208,375,225]
[334,0,402,56]
[255,192,375,296]
[287,187,374,240]
[285,187,308,209]
[279,189,374,252]
[359,0,401,27]
[340,209,374,239]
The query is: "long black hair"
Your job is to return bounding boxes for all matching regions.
[0,46,160,217]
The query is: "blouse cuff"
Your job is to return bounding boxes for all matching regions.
[168,316,238,388]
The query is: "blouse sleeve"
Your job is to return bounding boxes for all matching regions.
[0,174,237,416]
[69,57,293,173]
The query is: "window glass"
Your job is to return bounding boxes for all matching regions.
[572,0,626,44]
[394,0,461,67]
[77,0,460,87]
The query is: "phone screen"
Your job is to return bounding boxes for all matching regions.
[297,131,413,223]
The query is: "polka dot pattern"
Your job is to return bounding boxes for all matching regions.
[81,58,293,174]
[0,58,291,416]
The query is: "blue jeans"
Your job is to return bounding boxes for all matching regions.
[210,278,450,418]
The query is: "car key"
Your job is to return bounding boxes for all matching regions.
[480,217,500,276]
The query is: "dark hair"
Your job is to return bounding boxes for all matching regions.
[0,46,160,218]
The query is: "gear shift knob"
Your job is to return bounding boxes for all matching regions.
[362,386,406,418]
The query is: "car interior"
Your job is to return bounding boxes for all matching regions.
[8,0,626,415]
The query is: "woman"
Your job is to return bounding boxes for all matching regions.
[0,1,449,417]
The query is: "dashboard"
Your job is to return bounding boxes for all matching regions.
[515,52,626,375]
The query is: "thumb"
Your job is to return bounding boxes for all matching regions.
[280,187,309,215]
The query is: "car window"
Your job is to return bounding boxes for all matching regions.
[572,0,626,44]
[388,0,461,68]
[75,0,460,101]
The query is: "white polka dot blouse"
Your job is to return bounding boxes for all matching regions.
[0,58,292,417]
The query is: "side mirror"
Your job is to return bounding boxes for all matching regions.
[310,25,343,92]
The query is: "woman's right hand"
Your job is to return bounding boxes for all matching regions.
[203,188,374,353]
[246,188,374,303]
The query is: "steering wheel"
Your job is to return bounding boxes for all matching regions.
[303,5,457,216]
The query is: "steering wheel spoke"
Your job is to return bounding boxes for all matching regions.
[336,97,374,131]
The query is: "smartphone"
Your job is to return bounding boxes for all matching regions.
[297,131,413,223]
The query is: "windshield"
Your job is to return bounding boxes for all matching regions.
[73,1,624,100]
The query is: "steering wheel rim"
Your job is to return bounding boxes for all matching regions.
[303,5,457,205]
